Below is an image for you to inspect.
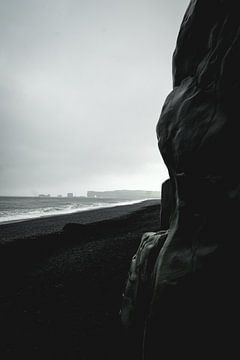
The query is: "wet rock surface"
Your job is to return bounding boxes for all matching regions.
[121,1,240,358]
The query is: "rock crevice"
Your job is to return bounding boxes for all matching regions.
[121,1,240,358]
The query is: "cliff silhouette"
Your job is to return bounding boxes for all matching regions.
[121,1,240,358]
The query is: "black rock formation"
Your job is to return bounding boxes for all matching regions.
[121,1,240,358]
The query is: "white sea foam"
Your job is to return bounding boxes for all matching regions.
[0,197,149,225]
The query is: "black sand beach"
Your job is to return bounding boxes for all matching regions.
[0,200,161,360]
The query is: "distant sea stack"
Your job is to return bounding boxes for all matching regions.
[87,190,160,200]
[121,1,240,359]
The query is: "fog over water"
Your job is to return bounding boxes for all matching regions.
[0,0,189,196]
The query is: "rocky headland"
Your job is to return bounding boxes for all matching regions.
[121,1,240,358]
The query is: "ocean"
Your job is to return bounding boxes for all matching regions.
[0,196,144,225]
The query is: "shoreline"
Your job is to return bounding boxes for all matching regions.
[0,200,161,359]
[0,199,160,243]
[0,198,153,226]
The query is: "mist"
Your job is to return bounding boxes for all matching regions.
[0,0,189,196]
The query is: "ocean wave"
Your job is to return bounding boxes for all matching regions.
[0,198,147,225]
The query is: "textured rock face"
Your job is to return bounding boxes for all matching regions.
[121,1,240,358]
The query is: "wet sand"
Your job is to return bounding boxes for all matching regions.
[0,199,159,243]
[0,200,161,359]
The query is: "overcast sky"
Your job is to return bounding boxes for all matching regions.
[0,0,189,196]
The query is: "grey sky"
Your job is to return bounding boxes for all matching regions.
[0,0,189,196]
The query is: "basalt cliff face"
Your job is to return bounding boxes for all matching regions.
[121,1,240,358]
